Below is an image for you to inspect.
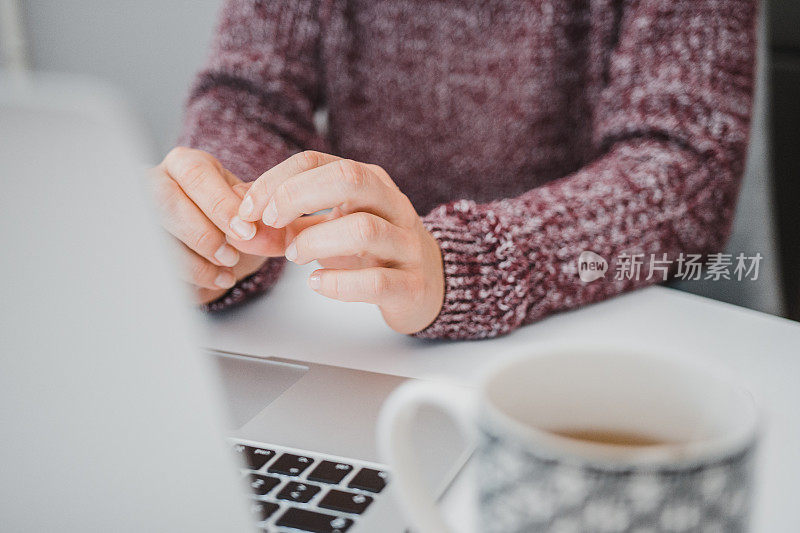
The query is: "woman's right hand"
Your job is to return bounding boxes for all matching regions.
[147,147,285,303]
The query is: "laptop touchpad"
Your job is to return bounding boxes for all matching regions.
[211,353,307,430]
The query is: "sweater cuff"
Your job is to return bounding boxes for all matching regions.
[412,200,534,340]
[202,257,285,312]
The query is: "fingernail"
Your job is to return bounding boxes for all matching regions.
[285,241,298,262]
[239,195,254,218]
[230,216,256,240]
[214,271,236,289]
[308,272,321,290]
[213,243,240,267]
[262,199,277,227]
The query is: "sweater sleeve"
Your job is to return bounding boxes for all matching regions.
[414,0,757,340]
[178,0,329,311]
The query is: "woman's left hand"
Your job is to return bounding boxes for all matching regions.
[235,151,444,334]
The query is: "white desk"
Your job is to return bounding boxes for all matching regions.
[204,263,800,532]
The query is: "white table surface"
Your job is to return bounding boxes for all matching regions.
[203,262,800,532]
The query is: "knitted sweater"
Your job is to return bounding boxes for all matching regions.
[180,0,756,339]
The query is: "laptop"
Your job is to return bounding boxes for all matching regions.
[0,72,468,532]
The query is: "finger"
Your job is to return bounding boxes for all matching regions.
[264,159,411,229]
[307,267,414,308]
[364,163,400,190]
[162,147,256,241]
[178,242,237,290]
[238,150,341,222]
[225,224,286,257]
[150,169,241,267]
[227,181,287,256]
[285,211,339,239]
[285,212,408,266]
[317,256,374,270]
[225,212,333,257]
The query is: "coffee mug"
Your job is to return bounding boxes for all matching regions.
[378,344,759,533]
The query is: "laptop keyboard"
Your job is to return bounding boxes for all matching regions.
[232,440,389,533]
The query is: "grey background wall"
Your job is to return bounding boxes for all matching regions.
[19,0,221,154]
[4,0,795,318]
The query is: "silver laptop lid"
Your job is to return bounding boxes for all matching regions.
[0,72,252,532]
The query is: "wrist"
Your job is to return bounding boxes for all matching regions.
[417,227,446,332]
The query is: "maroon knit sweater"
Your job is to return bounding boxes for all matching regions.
[180,0,756,339]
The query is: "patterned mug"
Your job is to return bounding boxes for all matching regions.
[378,344,759,533]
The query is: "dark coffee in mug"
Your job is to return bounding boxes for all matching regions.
[550,428,668,447]
[380,345,760,533]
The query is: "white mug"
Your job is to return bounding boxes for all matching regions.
[378,344,759,533]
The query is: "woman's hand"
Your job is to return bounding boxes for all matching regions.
[237,151,445,334]
[148,147,287,304]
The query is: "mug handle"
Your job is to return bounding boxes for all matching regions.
[377,380,478,533]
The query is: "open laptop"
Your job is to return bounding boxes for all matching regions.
[211,350,471,532]
[0,72,468,532]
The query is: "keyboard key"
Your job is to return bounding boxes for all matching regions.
[234,444,276,470]
[347,468,388,493]
[276,481,321,503]
[307,460,354,485]
[268,453,314,476]
[250,500,279,522]
[276,507,354,533]
[319,489,373,514]
[248,474,281,496]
